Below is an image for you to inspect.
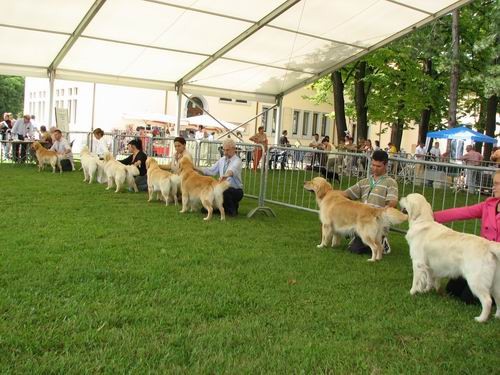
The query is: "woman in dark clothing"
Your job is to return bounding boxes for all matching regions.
[120,139,148,191]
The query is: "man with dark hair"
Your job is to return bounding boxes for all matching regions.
[120,139,148,191]
[50,129,75,171]
[343,150,398,255]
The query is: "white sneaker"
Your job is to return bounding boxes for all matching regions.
[382,237,391,254]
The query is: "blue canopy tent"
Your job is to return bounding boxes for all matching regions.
[427,126,498,144]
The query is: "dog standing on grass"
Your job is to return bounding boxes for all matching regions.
[177,156,230,220]
[102,152,140,193]
[304,177,407,261]
[31,141,61,173]
[400,193,500,322]
[145,157,181,205]
[80,145,102,184]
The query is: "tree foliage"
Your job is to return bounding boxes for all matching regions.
[306,0,498,151]
[0,75,25,117]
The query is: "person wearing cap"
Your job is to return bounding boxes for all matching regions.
[119,139,148,191]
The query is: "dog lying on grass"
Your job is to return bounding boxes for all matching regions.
[400,193,500,322]
[304,177,407,261]
[31,141,61,173]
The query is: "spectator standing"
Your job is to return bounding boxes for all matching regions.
[429,141,441,160]
[249,126,268,171]
[415,141,427,182]
[11,114,33,162]
[461,145,483,193]
[1,112,13,159]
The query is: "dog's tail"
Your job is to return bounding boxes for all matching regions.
[380,207,408,227]
[215,179,231,195]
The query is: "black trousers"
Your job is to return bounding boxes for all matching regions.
[223,188,244,216]
[135,175,148,192]
[446,277,479,305]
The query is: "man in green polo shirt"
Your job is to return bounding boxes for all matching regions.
[343,149,398,254]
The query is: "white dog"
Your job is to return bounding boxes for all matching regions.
[102,153,140,193]
[80,145,101,184]
[145,157,181,205]
[400,193,500,322]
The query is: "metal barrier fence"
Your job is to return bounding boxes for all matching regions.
[2,131,496,234]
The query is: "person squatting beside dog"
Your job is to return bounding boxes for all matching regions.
[119,139,148,191]
[434,169,500,305]
[343,150,398,255]
[200,138,244,217]
[50,129,75,171]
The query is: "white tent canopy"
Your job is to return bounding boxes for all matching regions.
[0,0,471,103]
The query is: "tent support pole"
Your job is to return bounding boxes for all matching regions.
[175,83,183,136]
[47,69,55,127]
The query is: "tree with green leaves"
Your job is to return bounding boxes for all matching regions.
[0,75,25,117]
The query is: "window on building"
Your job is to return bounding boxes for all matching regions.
[68,100,72,122]
[302,112,310,136]
[61,89,64,96]
[74,87,78,95]
[312,113,319,135]
[72,99,77,123]
[56,90,59,96]
[261,106,269,132]
[219,97,232,102]
[321,114,328,137]
[235,99,247,104]
[69,88,72,96]
[292,111,300,135]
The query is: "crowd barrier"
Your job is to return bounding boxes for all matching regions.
[2,131,496,234]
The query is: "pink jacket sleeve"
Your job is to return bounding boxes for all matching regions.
[434,202,485,223]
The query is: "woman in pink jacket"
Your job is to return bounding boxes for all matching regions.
[434,170,500,303]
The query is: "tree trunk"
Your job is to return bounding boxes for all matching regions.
[418,58,433,143]
[391,118,404,151]
[448,9,460,129]
[331,71,347,142]
[474,99,487,154]
[484,94,498,161]
[354,61,368,142]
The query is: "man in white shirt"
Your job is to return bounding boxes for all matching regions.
[201,138,243,217]
[11,114,33,162]
[414,141,427,182]
[429,141,441,160]
[195,125,205,141]
[308,133,321,167]
[50,129,75,171]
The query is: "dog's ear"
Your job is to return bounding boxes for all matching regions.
[315,180,330,200]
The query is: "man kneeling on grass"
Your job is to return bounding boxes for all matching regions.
[200,138,244,217]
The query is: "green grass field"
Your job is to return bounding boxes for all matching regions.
[0,164,498,373]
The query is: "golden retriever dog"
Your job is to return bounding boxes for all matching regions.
[400,193,500,322]
[178,156,230,220]
[304,177,407,261]
[80,145,101,184]
[145,157,181,205]
[31,141,61,173]
[102,153,140,193]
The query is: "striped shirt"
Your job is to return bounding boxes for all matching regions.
[345,175,398,208]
